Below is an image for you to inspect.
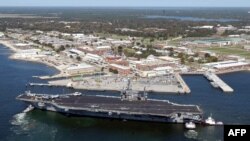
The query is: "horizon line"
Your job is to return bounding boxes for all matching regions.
[0,6,250,8]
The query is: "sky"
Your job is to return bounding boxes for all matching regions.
[0,0,250,7]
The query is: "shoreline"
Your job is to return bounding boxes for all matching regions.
[0,40,19,52]
[0,39,63,76]
[1,40,179,94]
[1,39,248,94]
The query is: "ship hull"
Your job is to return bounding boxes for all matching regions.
[23,100,202,124]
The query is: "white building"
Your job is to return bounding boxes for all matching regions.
[217,25,237,31]
[69,49,85,56]
[0,32,4,37]
[96,46,111,50]
[193,25,214,29]
[158,56,180,64]
[66,63,98,75]
[15,43,30,47]
[244,45,250,51]
[138,66,173,77]
[203,60,250,71]
[111,40,132,46]
[14,49,45,58]
[226,55,245,62]
[72,33,85,39]
[84,53,103,63]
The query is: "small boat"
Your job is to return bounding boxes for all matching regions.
[216,121,224,125]
[66,82,73,88]
[205,116,216,125]
[23,105,34,113]
[185,121,196,129]
[204,114,224,126]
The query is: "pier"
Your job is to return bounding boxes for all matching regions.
[46,74,190,94]
[34,75,66,80]
[204,72,234,92]
[175,73,191,94]
[28,83,55,87]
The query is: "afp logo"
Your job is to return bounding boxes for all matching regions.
[224,125,249,141]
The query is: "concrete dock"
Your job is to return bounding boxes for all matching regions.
[29,83,55,87]
[204,72,234,92]
[46,74,189,94]
[174,73,191,94]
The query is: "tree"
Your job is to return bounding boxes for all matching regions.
[47,43,53,48]
[109,68,118,74]
[181,57,185,64]
[204,53,211,58]
[194,53,199,57]
[123,48,136,57]
[56,45,65,53]
[209,56,218,62]
[150,38,155,42]
[101,67,105,72]
[76,56,82,61]
[118,46,123,56]
[188,57,194,62]
[178,53,184,58]
[58,34,63,39]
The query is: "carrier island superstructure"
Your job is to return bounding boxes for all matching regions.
[16,79,203,124]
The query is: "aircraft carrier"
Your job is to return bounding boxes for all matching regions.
[17,80,203,124]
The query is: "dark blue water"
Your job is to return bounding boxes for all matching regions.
[0,44,250,141]
[144,15,240,22]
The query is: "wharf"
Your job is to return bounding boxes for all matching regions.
[204,72,234,92]
[28,83,55,87]
[174,73,191,94]
[35,75,66,80]
[47,74,189,94]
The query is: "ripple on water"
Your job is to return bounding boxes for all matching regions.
[184,130,198,140]
[10,113,31,134]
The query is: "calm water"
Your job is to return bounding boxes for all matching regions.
[0,44,250,141]
[144,15,240,22]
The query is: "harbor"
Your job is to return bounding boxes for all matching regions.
[1,5,250,141]
[1,44,250,141]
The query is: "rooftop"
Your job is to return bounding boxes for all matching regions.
[67,63,94,70]
[110,64,131,70]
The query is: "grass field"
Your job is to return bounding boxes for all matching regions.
[205,46,250,59]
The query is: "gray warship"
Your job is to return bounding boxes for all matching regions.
[17,79,203,123]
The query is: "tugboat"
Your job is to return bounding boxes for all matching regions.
[205,114,223,125]
[205,116,216,125]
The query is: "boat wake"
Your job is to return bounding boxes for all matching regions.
[184,130,198,140]
[11,113,28,126]
[8,111,59,140]
[11,105,34,126]
[10,108,36,135]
